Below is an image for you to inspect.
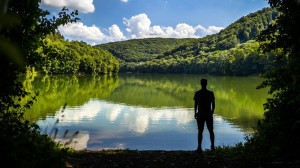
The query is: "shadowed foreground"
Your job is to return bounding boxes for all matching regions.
[66,150,299,168]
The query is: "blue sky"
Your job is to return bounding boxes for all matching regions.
[40,0,269,45]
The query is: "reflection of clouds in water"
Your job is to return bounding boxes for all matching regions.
[148,108,193,124]
[122,106,194,133]
[170,108,193,124]
[55,100,194,134]
[124,107,149,133]
[106,104,122,122]
[55,132,90,150]
[56,100,101,124]
[39,100,247,150]
[213,115,224,123]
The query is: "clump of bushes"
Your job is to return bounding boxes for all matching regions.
[0,103,73,168]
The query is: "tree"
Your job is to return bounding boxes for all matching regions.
[1,0,78,110]
[0,0,79,167]
[251,0,300,160]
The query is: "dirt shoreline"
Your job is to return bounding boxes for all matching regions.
[66,150,299,168]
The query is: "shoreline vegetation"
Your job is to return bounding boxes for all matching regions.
[31,33,119,75]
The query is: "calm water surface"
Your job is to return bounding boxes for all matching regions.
[23,74,268,150]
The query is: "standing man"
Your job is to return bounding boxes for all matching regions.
[194,78,215,153]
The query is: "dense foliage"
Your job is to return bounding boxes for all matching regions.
[0,0,78,167]
[99,8,280,75]
[97,38,192,62]
[34,33,119,74]
[160,8,277,56]
[0,0,77,113]
[121,40,280,75]
[245,0,300,160]
[212,0,300,162]
[0,107,71,168]
[0,0,78,67]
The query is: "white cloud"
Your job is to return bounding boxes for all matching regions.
[121,0,128,2]
[172,23,199,38]
[123,13,151,39]
[57,13,223,44]
[195,25,224,37]
[40,0,95,13]
[123,13,224,39]
[58,22,126,44]
[107,24,127,42]
[58,22,106,43]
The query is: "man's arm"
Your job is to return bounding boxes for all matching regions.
[194,93,198,119]
[211,92,215,114]
[194,100,198,119]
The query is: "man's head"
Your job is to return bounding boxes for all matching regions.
[201,78,207,88]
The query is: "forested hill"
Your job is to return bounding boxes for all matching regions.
[96,38,192,62]
[160,7,278,59]
[97,8,280,76]
[32,33,119,74]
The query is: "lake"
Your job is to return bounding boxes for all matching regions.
[23,73,268,150]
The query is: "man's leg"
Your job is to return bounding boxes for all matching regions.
[196,119,205,152]
[198,130,203,149]
[206,115,215,150]
[208,128,215,150]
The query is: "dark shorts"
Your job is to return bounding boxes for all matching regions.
[196,115,213,132]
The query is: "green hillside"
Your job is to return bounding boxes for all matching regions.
[96,38,192,62]
[160,7,279,58]
[98,8,280,76]
[33,33,119,74]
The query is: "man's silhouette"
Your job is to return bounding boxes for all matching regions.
[194,78,215,153]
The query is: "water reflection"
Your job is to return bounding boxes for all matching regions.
[55,132,90,150]
[22,74,119,121]
[39,100,245,150]
[106,74,268,132]
[53,100,193,134]
[23,74,268,150]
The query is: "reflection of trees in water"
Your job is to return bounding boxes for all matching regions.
[106,74,198,108]
[210,76,268,131]
[22,73,268,132]
[22,75,119,121]
[106,74,268,131]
